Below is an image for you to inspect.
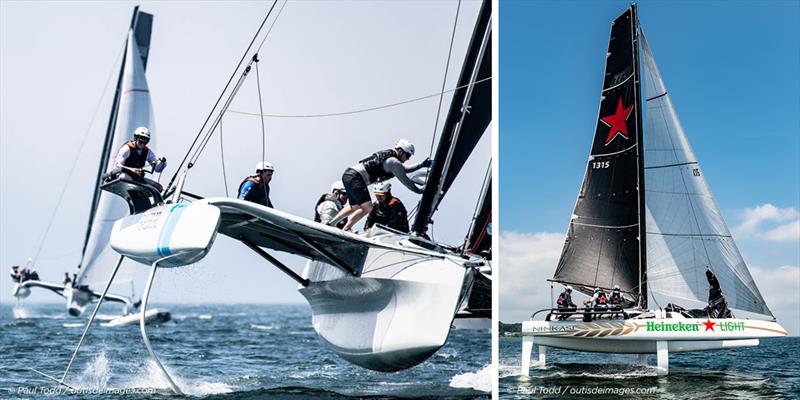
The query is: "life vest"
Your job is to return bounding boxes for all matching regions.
[237,175,269,206]
[314,193,334,222]
[123,141,150,168]
[359,149,397,183]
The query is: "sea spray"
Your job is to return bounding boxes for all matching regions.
[449,364,492,393]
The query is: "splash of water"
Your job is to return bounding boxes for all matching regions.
[449,364,492,393]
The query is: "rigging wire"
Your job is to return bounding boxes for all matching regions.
[219,117,230,196]
[255,56,267,162]
[225,76,491,119]
[428,0,462,160]
[165,0,280,193]
[31,42,125,267]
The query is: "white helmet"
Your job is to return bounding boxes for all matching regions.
[255,161,274,172]
[133,126,151,140]
[395,139,415,156]
[330,180,345,193]
[373,181,392,193]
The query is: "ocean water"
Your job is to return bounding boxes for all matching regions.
[499,336,800,399]
[1,304,490,399]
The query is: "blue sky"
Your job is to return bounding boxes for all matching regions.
[499,1,800,333]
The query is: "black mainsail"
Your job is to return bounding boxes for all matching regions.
[553,5,646,302]
[411,0,492,236]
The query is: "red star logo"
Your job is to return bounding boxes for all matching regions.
[703,319,716,332]
[600,98,634,145]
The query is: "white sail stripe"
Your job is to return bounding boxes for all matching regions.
[572,221,639,229]
[602,72,634,92]
[591,143,637,157]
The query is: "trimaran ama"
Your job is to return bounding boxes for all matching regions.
[520,4,787,376]
[35,1,492,394]
[12,7,169,327]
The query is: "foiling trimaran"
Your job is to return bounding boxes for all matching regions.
[520,4,787,376]
[12,7,169,327]
[35,1,492,395]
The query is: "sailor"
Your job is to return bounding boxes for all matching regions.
[10,265,20,283]
[556,285,577,320]
[315,180,348,227]
[364,182,410,233]
[609,285,623,307]
[63,272,72,286]
[113,127,167,190]
[238,161,274,208]
[330,139,431,231]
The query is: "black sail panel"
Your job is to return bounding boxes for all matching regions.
[466,176,491,258]
[553,6,644,297]
[412,0,492,235]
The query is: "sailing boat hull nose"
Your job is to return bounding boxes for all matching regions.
[298,258,469,372]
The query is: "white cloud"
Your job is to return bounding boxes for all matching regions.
[751,265,800,336]
[762,220,800,242]
[498,231,566,322]
[734,204,799,242]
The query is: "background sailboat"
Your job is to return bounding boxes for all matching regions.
[10,7,169,325]
[521,4,786,376]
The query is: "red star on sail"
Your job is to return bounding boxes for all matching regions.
[703,319,716,332]
[600,98,634,145]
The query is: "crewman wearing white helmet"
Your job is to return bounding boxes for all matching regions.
[330,139,432,231]
[364,182,409,233]
[237,161,274,208]
[314,180,348,227]
[113,126,167,190]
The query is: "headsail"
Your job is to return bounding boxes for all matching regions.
[76,9,155,288]
[640,29,772,318]
[411,0,492,235]
[553,5,646,300]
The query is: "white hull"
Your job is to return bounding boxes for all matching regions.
[102,308,171,327]
[299,231,473,372]
[521,313,787,375]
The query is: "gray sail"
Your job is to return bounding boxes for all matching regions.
[640,29,772,319]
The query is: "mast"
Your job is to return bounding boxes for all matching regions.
[631,4,648,308]
[411,0,492,236]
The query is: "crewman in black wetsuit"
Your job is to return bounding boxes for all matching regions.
[364,182,410,233]
[556,286,577,320]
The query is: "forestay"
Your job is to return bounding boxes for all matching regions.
[640,30,772,318]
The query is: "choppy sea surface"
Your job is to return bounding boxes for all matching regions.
[1,303,490,399]
[499,335,799,399]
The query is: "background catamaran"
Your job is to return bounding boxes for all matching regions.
[11,6,169,326]
[520,4,787,376]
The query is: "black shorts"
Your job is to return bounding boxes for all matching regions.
[342,168,371,206]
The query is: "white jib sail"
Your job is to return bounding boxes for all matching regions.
[640,30,772,319]
[76,32,154,288]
